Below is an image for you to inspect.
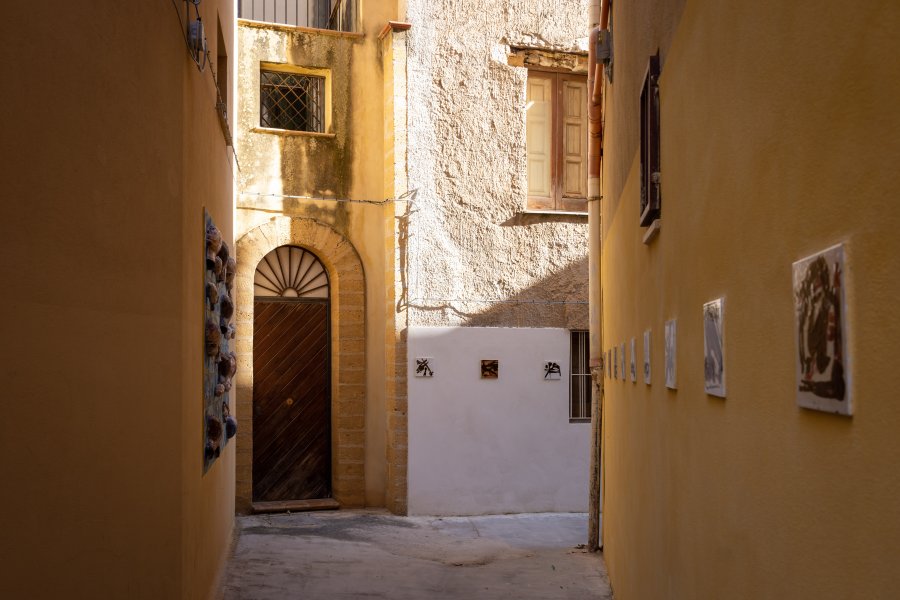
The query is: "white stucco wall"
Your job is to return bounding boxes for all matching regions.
[402,0,591,328]
[408,327,591,516]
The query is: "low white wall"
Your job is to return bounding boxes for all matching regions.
[408,327,591,516]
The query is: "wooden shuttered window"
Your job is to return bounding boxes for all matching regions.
[526,71,588,212]
[640,54,661,226]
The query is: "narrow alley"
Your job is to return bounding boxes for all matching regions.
[3,1,900,599]
[225,511,611,600]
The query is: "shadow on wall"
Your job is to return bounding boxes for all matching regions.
[403,255,589,329]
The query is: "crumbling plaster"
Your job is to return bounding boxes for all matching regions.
[403,0,590,328]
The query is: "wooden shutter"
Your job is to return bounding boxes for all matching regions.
[526,74,554,209]
[640,54,661,226]
[560,75,588,212]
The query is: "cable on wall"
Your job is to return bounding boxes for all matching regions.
[168,0,236,152]
[238,189,418,206]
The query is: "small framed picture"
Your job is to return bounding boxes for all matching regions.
[703,298,726,397]
[643,329,651,385]
[543,361,562,380]
[793,244,850,415]
[481,359,499,379]
[613,346,618,379]
[414,357,435,378]
[630,338,637,382]
[665,319,677,389]
[620,343,626,382]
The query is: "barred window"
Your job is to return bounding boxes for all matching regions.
[570,331,592,421]
[260,70,325,133]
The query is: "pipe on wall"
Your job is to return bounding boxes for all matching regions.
[587,0,607,554]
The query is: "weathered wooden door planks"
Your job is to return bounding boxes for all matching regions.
[252,300,331,502]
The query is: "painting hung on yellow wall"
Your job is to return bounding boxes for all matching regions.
[703,298,725,398]
[793,244,850,415]
[643,330,651,385]
[665,319,677,389]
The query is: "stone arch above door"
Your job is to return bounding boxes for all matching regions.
[234,216,366,513]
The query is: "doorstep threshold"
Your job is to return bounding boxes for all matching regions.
[252,498,341,514]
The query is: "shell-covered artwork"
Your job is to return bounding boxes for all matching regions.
[204,210,237,472]
[793,244,850,415]
[704,298,726,397]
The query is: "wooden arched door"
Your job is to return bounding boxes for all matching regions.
[252,246,331,502]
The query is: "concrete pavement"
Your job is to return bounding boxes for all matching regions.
[225,510,612,599]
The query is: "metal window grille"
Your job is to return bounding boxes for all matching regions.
[260,71,324,133]
[238,0,357,32]
[570,331,592,421]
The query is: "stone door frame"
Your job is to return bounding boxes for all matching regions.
[235,216,366,512]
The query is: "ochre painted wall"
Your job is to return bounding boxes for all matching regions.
[0,3,235,599]
[599,0,900,598]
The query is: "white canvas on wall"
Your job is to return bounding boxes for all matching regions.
[703,298,726,397]
[793,244,851,415]
[665,319,677,389]
[630,338,636,382]
[643,329,651,385]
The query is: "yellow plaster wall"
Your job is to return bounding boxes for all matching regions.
[235,1,398,508]
[0,2,235,599]
[599,1,900,598]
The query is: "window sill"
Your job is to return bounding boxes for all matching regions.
[521,209,588,217]
[569,418,591,424]
[252,127,336,139]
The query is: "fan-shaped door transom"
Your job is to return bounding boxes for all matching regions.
[254,246,329,299]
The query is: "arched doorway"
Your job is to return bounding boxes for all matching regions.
[252,245,331,502]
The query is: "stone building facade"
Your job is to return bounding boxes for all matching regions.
[235,0,591,516]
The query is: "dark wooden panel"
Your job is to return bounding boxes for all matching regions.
[253,300,331,502]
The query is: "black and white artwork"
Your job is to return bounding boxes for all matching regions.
[481,359,499,379]
[415,357,434,378]
[613,346,618,379]
[630,338,636,382]
[793,244,850,415]
[643,329,651,385]
[544,361,562,380]
[665,319,677,389]
[703,298,726,397]
[620,343,626,383]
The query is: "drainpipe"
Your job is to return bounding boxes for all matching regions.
[587,0,607,554]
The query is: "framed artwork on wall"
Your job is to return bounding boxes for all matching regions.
[665,319,677,389]
[793,244,850,415]
[544,361,562,380]
[415,357,435,378]
[703,298,726,397]
[630,337,636,382]
[481,359,499,379]
[643,329,651,384]
[613,346,618,379]
[620,342,626,381]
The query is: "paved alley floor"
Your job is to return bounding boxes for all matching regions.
[225,510,612,600]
